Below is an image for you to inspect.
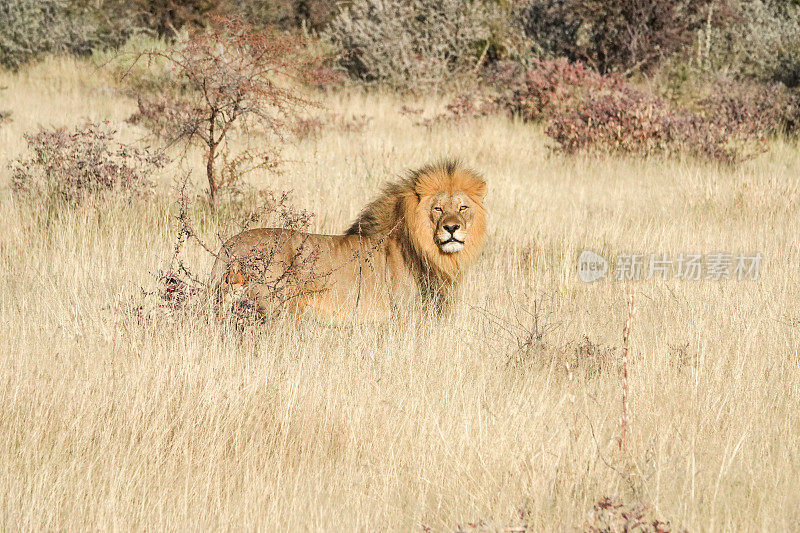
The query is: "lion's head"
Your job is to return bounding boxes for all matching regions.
[345,160,488,286]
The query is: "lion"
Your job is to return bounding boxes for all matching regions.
[210,160,488,320]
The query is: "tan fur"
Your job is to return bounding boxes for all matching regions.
[210,160,488,319]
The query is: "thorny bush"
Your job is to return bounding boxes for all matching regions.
[324,0,508,90]
[10,122,167,207]
[143,180,318,327]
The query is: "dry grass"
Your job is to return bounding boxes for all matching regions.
[1,57,800,531]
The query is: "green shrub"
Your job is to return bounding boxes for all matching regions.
[1,0,74,70]
[324,0,511,90]
[0,0,137,70]
[700,0,800,86]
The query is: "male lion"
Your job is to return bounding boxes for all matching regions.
[210,160,488,319]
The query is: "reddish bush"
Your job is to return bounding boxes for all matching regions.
[10,122,167,207]
[546,87,755,163]
[427,59,627,126]
[429,58,789,163]
[418,91,503,128]
[505,59,626,122]
[700,81,800,138]
[546,88,671,157]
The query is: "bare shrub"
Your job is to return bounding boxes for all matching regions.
[324,0,508,90]
[10,122,167,207]
[474,292,563,369]
[124,18,322,207]
[571,335,615,377]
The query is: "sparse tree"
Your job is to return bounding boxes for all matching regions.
[126,18,322,207]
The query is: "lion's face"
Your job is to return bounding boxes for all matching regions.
[425,191,479,254]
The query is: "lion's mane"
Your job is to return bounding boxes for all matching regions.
[345,160,488,301]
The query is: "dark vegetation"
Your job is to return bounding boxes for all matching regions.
[3,0,800,183]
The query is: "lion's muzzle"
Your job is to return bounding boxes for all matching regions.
[437,222,466,253]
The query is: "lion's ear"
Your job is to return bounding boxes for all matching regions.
[474,181,488,200]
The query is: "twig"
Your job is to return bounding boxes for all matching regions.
[473,41,491,72]
[619,291,636,451]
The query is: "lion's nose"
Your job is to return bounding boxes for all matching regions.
[443,224,460,234]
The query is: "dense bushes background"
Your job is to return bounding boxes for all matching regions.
[1,0,799,162]
[0,0,338,69]
[3,0,799,90]
[323,0,510,89]
[516,0,715,75]
[0,0,96,70]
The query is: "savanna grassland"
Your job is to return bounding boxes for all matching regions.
[1,57,800,531]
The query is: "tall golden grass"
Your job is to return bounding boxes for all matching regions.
[1,57,799,530]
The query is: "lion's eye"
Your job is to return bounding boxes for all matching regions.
[433,206,443,213]
[459,205,468,211]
